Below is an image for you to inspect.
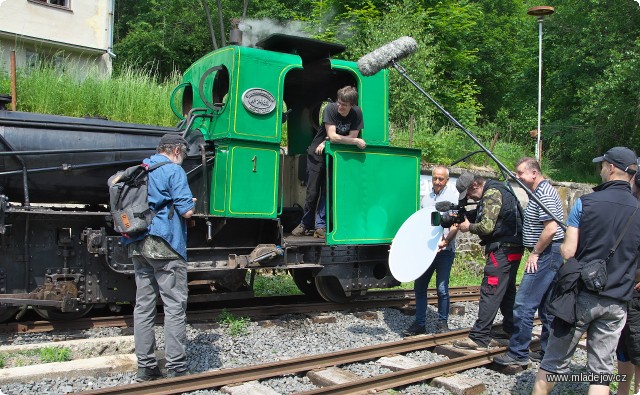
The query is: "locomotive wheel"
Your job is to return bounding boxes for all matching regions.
[291,269,321,298]
[34,305,94,321]
[0,306,19,323]
[314,276,355,304]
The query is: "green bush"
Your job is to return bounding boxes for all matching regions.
[390,116,530,172]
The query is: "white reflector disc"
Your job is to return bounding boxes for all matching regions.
[389,207,444,282]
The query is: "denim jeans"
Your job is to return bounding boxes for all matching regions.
[507,242,562,360]
[414,249,455,325]
[301,162,326,230]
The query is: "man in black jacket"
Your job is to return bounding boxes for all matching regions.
[453,174,524,350]
[533,147,640,395]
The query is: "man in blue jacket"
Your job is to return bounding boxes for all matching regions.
[131,134,195,382]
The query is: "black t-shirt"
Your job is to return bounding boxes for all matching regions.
[307,102,364,162]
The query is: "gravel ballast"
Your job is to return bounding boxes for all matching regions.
[0,302,596,394]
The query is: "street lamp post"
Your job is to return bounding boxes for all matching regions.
[528,6,554,164]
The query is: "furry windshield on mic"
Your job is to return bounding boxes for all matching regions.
[357,36,418,76]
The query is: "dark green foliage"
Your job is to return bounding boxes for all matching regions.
[95,0,640,181]
[339,1,440,123]
[540,0,640,180]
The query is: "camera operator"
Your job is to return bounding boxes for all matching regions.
[453,174,524,350]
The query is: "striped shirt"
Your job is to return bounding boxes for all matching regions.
[522,179,565,247]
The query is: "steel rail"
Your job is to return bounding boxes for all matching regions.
[77,329,481,395]
[1,287,481,334]
[298,347,505,395]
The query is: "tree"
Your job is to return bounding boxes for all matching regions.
[113,0,316,78]
[540,0,640,174]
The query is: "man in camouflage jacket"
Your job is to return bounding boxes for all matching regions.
[453,174,524,350]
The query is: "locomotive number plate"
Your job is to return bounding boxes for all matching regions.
[242,88,276,115]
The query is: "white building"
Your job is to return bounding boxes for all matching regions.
[0,0,115,77]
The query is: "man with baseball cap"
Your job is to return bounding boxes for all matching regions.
[131,133,195,381]
[592,146,638,176]
[533,147,640,395]
[453,173,524,351]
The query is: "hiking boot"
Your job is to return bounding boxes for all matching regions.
[402,321,426,336]
[453,337,489,350]
[488,337,510,347]
[292,224,313,236]
[436,321,449,333]
[166,368,191,378]
[136,366,163,382]
[493,352,530,367]
[313,228,326,238]
[490,327,512,340]
[529,350,544,362]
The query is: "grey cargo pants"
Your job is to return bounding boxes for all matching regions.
[133,255,188,372]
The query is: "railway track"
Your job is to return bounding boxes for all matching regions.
[77,326,518,395]
[0,286,481,334]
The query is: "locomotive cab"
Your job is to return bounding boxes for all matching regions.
[175,34,421,302]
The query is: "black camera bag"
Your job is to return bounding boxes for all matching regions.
[580,259,608,293]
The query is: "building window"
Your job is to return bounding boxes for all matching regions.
[29,0,70,10]
[25,50,39,69]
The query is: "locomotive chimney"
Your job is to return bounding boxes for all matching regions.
[229,18,243,46]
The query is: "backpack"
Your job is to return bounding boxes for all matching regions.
[107,162,170,237]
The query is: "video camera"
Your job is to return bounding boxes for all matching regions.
[430,199,467,228]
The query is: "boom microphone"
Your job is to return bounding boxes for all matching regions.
[357,37,418,76]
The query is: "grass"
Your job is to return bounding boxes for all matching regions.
[253,270,303,297]
[0,58,180,127]
[216,309,250,336]
[389,118,531,174]
[2,58,594,183]
[382,250,532,292]
[0,346,72,368]
[39,346,72,364]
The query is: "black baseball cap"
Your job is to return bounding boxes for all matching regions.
[592,147,637,175]
[159,133,188,147]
